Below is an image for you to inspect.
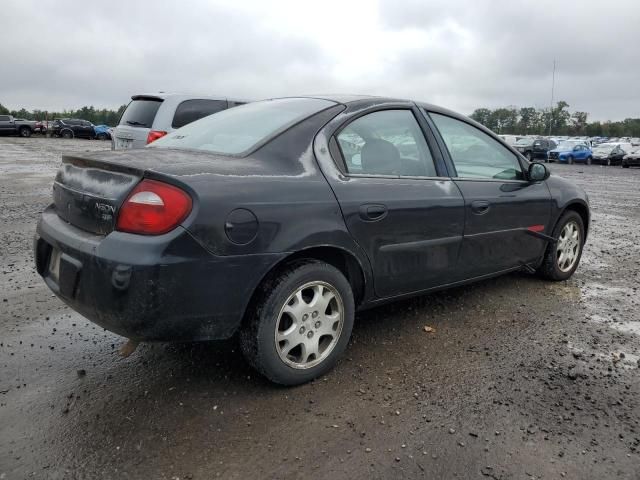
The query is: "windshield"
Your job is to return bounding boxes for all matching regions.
[556,141,581,150]
[593,143,614,150]
[150,98,335,155]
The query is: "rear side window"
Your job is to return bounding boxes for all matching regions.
[0,116,9,121]
[171,99,228,129]
[119,98,163,128]
[150,98,335,155]
[336,110,437,177]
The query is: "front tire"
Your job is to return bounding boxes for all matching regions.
[240,260,355,385]
[567,155,574,165]
[587,156,592,165]
[97,133,107,140]
[537,211,585,281]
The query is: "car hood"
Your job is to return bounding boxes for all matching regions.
[592,149,613,156]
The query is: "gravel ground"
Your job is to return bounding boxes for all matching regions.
[1,137,639,479]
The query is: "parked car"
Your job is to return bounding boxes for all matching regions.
[51,119,96,139]
[34,95,590,385]
[34,121,47,134]
[622,147,640,168]
[514,138,556,161]
[549,141,592,164]
[591,143,631,166]
[0,115,36,137]
[111,93,247,150]
[93,124,112,140]
[498,134,520,146]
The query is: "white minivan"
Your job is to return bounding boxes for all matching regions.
[112,93,247,150]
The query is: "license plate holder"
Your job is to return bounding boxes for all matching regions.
[117,138,133,149]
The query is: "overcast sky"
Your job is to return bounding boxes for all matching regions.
[2,0,639,121]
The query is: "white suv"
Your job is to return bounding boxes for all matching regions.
[112,93,247,150]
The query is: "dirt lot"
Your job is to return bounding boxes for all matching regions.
[1,137,639,479]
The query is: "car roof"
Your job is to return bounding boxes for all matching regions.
[131,93,249,102]
[288,94,477,124]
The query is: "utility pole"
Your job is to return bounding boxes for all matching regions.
[548,59,556,137]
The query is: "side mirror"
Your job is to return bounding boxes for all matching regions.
[528,162,549,182]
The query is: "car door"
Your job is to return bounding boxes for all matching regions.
[325,107,466,298]
[0,115,10,133]
[426,111,552,278]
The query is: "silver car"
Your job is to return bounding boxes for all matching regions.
[112,93,247,150]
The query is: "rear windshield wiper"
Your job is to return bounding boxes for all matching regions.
[125,120,146,126]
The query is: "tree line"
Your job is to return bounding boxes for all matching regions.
[2,99,639,136]
[0,103,127,126]
[470,101,640,137]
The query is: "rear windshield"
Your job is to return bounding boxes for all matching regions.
[119,98,163,128]
[149,98,335,155]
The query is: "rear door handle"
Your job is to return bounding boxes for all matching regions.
[470,200,490,215]
[359,204,387,221]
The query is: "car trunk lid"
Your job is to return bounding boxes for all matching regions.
[53,156,144,235]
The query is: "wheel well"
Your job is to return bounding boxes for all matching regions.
[564,203,590,238]
[244,246,366,322]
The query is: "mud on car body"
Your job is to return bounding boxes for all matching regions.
[35,96,590,385]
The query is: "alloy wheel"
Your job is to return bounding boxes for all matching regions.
[275,281,344,369]
[556,221,581,272]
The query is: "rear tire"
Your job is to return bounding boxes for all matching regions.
[19,127,31,138]
[97,133,107,140]
[240,260,355,385]
[537,210,585,281]
[61,129,73,139]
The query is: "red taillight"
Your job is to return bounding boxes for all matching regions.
[146,130,167,144]
[116,179,192,235]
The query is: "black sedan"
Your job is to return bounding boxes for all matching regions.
[35,96,590,385]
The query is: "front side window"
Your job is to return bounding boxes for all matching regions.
[430,113,524,180]
[336,110,436,177]
[172,99,228,129]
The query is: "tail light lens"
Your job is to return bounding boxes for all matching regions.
[116,179,192,235]
[146,130,167,144]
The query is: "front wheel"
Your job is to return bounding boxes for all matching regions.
[587,156,592,165]
[537,211,585,281]
[97,133,107,140]
[240,260,355,385]
[567,155,574,165]
[623,163,630,168]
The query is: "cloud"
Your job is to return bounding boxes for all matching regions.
[1,0,638,121]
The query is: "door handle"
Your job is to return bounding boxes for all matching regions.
[359,204,387,221]
[470,200,490,215]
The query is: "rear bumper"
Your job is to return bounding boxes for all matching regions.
[623,157,640,166]
[35,206,285,341]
